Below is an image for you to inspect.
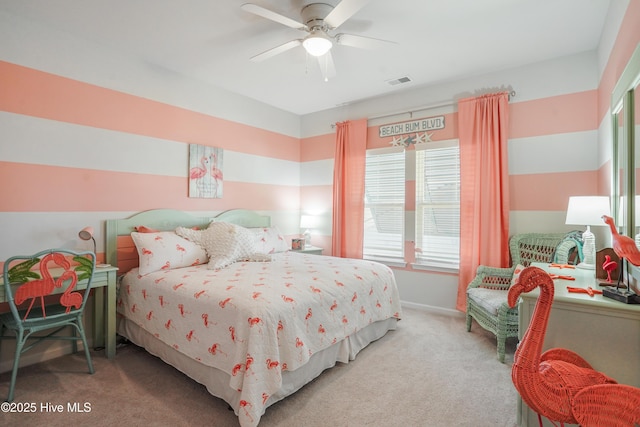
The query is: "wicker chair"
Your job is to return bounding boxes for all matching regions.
[466,233,576,363]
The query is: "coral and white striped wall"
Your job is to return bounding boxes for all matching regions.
[0,10,308,262]
[301,0,639,248]
[1,3,639,313]
[300,63,603,253]
[298,1,639,309]
[0,61,304,261]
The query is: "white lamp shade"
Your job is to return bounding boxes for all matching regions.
[565,196,611,226]
[303,33,332,57]
[300,215,317,229]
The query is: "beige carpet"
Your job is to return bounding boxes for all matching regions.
[0,308,517,427]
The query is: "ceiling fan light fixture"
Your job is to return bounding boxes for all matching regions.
[303,32,333,57]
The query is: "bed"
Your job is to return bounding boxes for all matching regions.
[106,209,402,427]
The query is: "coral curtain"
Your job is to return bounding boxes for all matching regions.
[456,92,510,312]
[331,119,368,258]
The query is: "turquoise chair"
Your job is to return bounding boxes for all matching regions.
[466,233,578,362]
[0,249,96,402]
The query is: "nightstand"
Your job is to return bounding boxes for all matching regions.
[293,246,323,255]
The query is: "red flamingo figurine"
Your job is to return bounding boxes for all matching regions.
[602,215,640,290]
[601,215,640,265]
[508,266,617,427]
[602,254,618,283]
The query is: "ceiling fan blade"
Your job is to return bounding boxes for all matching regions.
[241,3,306,30]
[335,33,396,50]
[317,51,337,81]
[250,39,302,62]
[324,0,372,29]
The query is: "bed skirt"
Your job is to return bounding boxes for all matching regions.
[118,316,399,420]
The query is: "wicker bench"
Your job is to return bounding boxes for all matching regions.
[465,233,579,362]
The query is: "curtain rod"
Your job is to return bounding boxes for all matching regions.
[367,90,516,122]
[330,90,516,128]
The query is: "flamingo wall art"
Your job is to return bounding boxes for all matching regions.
[189,144,224,199]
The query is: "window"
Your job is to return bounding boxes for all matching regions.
[363,141,460,271]
[363,148,405,263]
[414,142,460,270]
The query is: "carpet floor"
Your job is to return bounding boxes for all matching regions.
[0,307,517,426]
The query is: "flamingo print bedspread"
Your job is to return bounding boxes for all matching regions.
[118,251,401,427]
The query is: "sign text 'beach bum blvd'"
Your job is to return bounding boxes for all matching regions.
[378,116,445,138]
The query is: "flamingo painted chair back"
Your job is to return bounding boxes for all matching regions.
[572,383,640,426]
[0,248,96,402]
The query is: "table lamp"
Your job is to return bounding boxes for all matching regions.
[300,215,316,249]
[78,226,97,254]
[565,196,611,270]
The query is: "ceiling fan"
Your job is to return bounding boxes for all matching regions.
[241,0,395,81]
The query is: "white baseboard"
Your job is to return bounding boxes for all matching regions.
[400,300,464,318]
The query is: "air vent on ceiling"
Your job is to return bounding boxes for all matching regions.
[386,76,412,86]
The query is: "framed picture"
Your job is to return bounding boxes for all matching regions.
[189,144,223,198]
[291,238,304,250]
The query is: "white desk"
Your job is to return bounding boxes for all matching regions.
[517,263,640,427]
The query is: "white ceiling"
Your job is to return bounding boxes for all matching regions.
[1,0,612,116]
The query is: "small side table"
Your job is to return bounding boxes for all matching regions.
[293,246,323,255]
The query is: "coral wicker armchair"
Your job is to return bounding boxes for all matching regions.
[466,233,573,363]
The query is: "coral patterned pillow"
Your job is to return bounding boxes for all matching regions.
[510,264,526,288]
[251,226,289,254]
[177,222,257,270]
[131,231,208,275]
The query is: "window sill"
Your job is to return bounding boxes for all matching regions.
[411,263,459,274]
[363,257,407,269]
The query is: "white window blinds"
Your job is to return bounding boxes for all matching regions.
[363,148,405,262]
[414,141,460,269]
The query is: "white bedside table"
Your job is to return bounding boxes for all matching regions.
[292,245,323,255]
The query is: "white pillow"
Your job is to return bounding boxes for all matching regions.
[177,222,257,269]
[251,226,289,254]
[175,225,204,244]
[131,231,209,275]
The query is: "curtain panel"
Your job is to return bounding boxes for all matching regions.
[331,119,368,258]
[456,92,510,311]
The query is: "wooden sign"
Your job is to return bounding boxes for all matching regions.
[379,116,445,137]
